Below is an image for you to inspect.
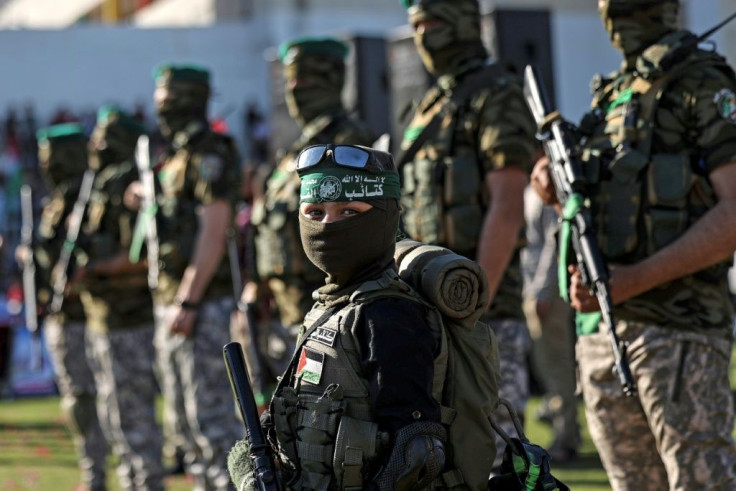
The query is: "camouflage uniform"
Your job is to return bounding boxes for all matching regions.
[34,124,108,491]
[76,107,164,490]
[398,0,535,465]
[248,38,374,385]
[573,1,736,488]
[151,64,243,490]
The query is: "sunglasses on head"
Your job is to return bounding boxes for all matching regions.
[297,144,389,172]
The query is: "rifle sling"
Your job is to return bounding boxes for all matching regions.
[397,63,505,167]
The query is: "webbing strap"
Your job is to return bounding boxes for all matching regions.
[439,469,465,488]
[557,193,603,335]
[129,203,157,262]
[557,193,584,302]
[296,441,333,464]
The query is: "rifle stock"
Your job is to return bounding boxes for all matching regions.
[131,135,159,291]
[523,65,637,397]
[223,342,282,491]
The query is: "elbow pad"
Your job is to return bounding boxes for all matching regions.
[375,422,447,491]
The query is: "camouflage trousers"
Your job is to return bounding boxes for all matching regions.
[154,297,243,491]
[488,317,531,469]
[578,320,736,491]
[88,324,164,491]
[44,316,108,490]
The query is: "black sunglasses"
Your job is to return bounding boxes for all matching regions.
[297,144,374,171]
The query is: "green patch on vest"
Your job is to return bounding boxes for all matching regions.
[603,87,634,114]
[403,125,424,142]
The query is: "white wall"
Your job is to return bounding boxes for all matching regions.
[0,23,269,154]
[1,0,734,154]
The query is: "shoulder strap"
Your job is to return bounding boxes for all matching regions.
[276,303,345,391]
[636,55,729,156]
[397,64,506,167]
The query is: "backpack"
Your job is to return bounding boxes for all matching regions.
[393,239,501,490]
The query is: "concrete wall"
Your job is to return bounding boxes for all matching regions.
[1,0,734,154]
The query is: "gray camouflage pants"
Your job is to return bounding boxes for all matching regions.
[155,297,243,491]
[488,317,531,469]
[45,316,108,490]
[88,324,164,491]
[578,320,736,491]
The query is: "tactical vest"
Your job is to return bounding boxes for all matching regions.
[156,129,239,302]
[80,161,153,332]
[269,263,499,491]
[35,182,86,321]
[400,65,508,259]
[580,31,734,263]
[268,269,440,490]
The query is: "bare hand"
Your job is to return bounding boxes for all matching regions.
[15,245,31,266]
[531,156,558,206]
[124,181,143,210]
[168,306,197,337]
[568,265,600,313]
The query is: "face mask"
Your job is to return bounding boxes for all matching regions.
[154,83,209,139]
[285,84,342,126]
[299,203,399,290]
[599,0,679,57]
[409,0,485,75]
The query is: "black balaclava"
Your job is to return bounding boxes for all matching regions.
[598,0,679,68]
[406,0,488,76]
[36,123,89,189]
[153,65,211,140]
[297,145,401,295]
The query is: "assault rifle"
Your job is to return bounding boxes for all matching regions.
[523,65,637,397]
[223,342,283,491]
[49,170,96,315]
[130,135,159,290]
[20,185,43,371]
[20,185,38,334]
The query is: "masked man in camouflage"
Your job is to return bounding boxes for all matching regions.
[22,124,108,491]
[246,37,374,393]
[144,64,243,490]
[398,0,536,464]
[71,107,164,490]
[532,1,736,488]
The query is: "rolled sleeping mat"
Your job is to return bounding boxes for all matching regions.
[394,239,489,323]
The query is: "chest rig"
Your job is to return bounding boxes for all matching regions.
[268,270,446,490]
[399,65,505,258]
[579,31,731,262]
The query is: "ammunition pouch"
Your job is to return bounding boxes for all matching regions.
[401,150,483,257]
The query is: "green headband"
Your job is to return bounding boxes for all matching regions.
[300,167,401,203]
[96,105,147,136]
[36,123,86,144]
[279,37,349,65]
[153,63,210,86]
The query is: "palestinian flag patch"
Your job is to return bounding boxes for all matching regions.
[296,347,324,384]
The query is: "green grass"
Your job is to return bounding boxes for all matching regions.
[1,352,735,491]
[0,396,191,491]
[0,396,610,491]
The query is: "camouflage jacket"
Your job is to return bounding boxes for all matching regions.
[579,30,736,332]
[155,124,241,304]
[399,62,537,321]
[34,180,86,322]
[77,160,153,332]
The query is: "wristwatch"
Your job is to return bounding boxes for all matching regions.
[173,296,200,310]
